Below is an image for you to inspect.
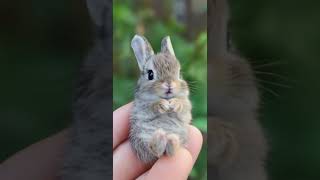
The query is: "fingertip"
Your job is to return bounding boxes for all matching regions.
[143,148,193,180]
[113,102,133,149]
[113,102,133,114]
[189,125,203,146]
[187,125,203,163]
[113,141,151,180]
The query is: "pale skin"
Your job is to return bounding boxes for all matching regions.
[0,102,203,180]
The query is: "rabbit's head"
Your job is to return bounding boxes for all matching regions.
[86,0,110,27]
[86,0,111,45]
[131,35,189,100]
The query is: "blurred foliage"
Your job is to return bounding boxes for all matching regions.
[0,0,89,161]
[113,0,207,179]
[230,0,320,179]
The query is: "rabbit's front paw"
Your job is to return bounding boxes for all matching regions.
[169,98,183,113]
[157,99,171,113]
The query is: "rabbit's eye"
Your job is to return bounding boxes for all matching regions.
[147,70,154,80]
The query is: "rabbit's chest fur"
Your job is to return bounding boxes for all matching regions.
[129,98,189,163]
[130,99,188,143]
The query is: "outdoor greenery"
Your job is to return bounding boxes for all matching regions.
[113,1,207,179]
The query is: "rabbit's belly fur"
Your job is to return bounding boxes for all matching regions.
[130,111,188,163]
[134,114,188,142]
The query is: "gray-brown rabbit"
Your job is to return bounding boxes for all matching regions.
[129,35,192,163]
[60,0,113,179]
[208,0,268,180]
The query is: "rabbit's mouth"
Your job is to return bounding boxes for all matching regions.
[162,91,174,99]
[157,86,177,99]
[166,88,172,95]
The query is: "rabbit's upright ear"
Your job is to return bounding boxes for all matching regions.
[161,36,175,57]
[131,35,154,71]
[86,0,108,26]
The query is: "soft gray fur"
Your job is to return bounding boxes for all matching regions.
[60,0,112,179]
[129,35,192,163]
[208,0,267,180]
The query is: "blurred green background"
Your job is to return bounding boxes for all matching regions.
[113,0,207,179]
[1,0,320,179]
[0,0,90,162]
[230,0,320,179]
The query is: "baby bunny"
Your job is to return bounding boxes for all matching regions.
[60,0,113,179]
[129,35,192,163]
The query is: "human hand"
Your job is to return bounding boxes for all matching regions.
[0,129,68,180]
[0,102,202,180]
[113,102,203,180]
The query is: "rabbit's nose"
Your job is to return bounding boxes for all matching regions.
[170,81,177,89]
[161,82,170,89]
[162,81,176,90]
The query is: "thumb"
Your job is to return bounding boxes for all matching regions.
[138,148,193,180]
